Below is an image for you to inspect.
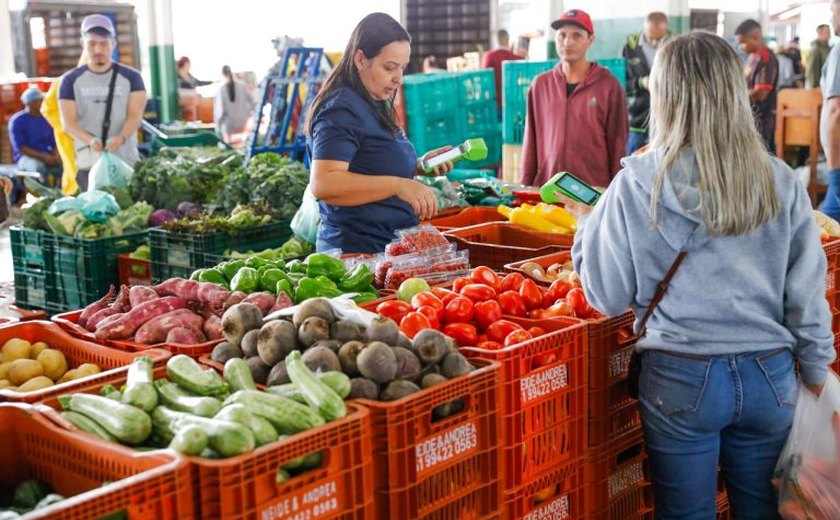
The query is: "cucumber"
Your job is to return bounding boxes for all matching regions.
[286,351,346,422]
[166,355,229,397]
[301,451,323,470]
[223,358,256,392]
[60,411,117,443]
[169,425,209,456]
[276,468,291,485]
[100,384,121,401]
[266,371,351,403]
[214,404,278,447]
[122,357,158,412]
[152,406,255,458]
[58,393,151,445]
[155,380,222,418]
[223,390,325,434]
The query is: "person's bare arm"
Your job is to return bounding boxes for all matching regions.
[107,91,147,152]
[19,146,52,162]
[59,99,101,151]
[826,97,840,170]
[748,88,771,102]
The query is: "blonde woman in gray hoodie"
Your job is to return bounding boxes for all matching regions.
[566,32,835,520]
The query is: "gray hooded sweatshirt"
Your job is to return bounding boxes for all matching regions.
[572,148,835,384]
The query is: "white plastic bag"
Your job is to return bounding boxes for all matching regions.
[291,186,320,244]
[88,151,133,192]
[774,372,840,519]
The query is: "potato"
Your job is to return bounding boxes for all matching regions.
[76,363,101,377]
[1,338,32,363]
[37,349,68,381]
[17,376,54,392]
[0,361,12,380]
[8,359,44,386]
[58,369,81,383]
[30,342,50,359]
[0,379,11,390]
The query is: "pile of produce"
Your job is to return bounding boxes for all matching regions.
[77,280,292,345]
[415,176,468,212]
[0,338,101,392]
[815,210,840,241]
[0,480,65,518]
[376,267,598,349]
[374,225,469,290]
[211,298,477,412]
[216,153,309,222]
[225,237,313,261]
[193,253,378,305]
[57,354,337,468]
[517,257,578,284]
[158,203,273,235]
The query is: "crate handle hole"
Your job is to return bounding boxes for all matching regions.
[430,395,469,424]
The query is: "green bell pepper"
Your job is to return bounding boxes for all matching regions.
[286,259,307,274]
[231,267,260,293]
[295,277,343,303]
[260,269,288,294]
[199,268,230,289]
[337,264,374,293]
[276,279,295,301]
[271,259,287,270]
[305,253,347,281]
[190,269,205,281]
[245,257,269,269]
[351,292,378,304]
[220,260,245,282]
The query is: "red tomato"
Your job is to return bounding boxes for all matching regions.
[432,287,460,305]
[543,301,575,318]
[500,272,526,293]
[534,352,558,367]
[547,279,574,301]
[529,309,546,319]
[566,288,592,318]
[452,277,473,293]
[519,280,545,310]
[528,326,546,337]
[411,292,444,313]
[444,296,474,324]
[443,323,478,347]
[486,320,524,343]
[460,284,497,302]
[476,340,504,350]
[474,300,503,331]
[416,305,441,329]
[376,300,412,324]
[497,290,528,317]
[471,266,501,291]
[476,334,488,344]
[504,329,534,347]
[400,312,432,339]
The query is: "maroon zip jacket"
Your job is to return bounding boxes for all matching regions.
[520,62,628,188]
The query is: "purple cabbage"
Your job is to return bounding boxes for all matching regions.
[149,209,177,227]
[176,202,202,218]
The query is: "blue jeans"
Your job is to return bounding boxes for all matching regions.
[821,169,840,221]
[627,131,649,155]
[639,348,796,520]
[15,156,62,203]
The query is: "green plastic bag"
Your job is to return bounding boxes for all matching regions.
[89,151,134,192]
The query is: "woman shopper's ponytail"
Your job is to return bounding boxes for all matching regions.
[222,65,235,102]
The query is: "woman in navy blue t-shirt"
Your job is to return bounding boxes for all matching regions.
[306,13,453,254]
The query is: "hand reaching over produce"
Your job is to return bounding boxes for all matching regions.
[397,179,438,220]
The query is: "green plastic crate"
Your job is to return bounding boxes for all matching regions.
[150,131,228,156]
[402,74,458,117]
[14,270,50,311]
[10,227,48,272]
[452,70,497,106]
[461,102,500,140]
[407,111,462,156]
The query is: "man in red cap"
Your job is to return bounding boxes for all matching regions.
[520,9,628,188]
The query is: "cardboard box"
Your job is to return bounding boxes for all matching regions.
[502,143,522,184]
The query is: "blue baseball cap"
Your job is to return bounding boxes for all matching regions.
[81,14,116,38]
[20,87,44,105]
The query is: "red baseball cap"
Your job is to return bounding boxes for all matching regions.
[551,9,594,35]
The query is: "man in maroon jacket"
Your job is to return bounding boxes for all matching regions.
[520,9,629,188]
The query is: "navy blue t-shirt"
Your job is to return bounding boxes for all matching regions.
[309,87,418,254]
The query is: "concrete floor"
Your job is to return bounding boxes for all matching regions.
[0,218,15,284]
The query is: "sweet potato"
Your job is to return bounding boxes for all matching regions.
[134,309,204,344]
[203,315,223,340]
[78,285,115,328]
[224,291,247,309]
[129,286,159,308]
[87,307,121,331]
[198,282,230,308]
[111,285,131,311]
[243,292,275,316]
[269,293,294,314]
[166,327,207,345]
[96,313,125,330]
[154,278,200,301]
[95,296,187,340]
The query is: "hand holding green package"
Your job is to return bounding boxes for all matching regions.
[89,151,134,192]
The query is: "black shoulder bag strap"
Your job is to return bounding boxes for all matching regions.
[627,251,688,399]
[101,65,119,143]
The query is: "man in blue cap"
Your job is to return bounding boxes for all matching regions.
[8,86,61,202]
[59,14,146,190]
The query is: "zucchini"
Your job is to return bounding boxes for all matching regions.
[276,468,292,485]
[301,451,323,470]
[266,371,351,403]
[223,390,325,434]
[223,358,256,392]
[155,380,222,418]
[169,425,209,456]
[58,393,151,445]
[214,404,278,447]
[122,357,158,412]
[286,351,346,422]
[166,355,229,397]
[60,411,117,442]
[100,384,121,401]
[152,406,255,458]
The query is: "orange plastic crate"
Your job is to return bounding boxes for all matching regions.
[825,239,840,310]
[461,319,587,490]
[10,304,47,321]
[444,222,571,271]
[717,490,730,520]
[40,365,375,520]
[353,358,502,520]
[118,254,152,286]
[585,431,653,519]
[52,310,220,357]
[0,321,170,403]
[0,403,193,519]
[426,207,507,232]
[503,460,586,520]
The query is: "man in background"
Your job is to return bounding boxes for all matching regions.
[819,0,840,220]
[735,19,779,151]
[8,87,61,202]
[807,24,831,89]
[622,11,670,155]
[482,29,522,111]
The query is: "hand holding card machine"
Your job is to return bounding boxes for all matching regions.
[540,172,602,206]
[421,138,488,174]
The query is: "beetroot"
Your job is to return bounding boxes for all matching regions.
[203,315,223,340]
[242,292,276,316]
[129,286,158,308]
[78,285,115,328]
[134,308,204,344]
[166,327,206,345]
[87,307,120,331]
[95,296,187,340]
